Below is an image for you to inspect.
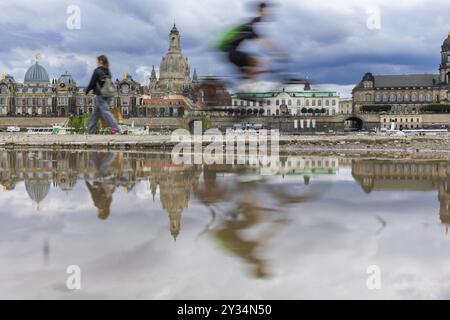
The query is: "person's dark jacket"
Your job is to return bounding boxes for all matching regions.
[85,66,111,96]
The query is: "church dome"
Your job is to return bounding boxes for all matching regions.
[24,62,50,84]
[160,54,189,77]
[443,33,450,51]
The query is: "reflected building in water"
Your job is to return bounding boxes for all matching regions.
[0,150,340,239]
[0,150,202,239]
[352,160,450,230]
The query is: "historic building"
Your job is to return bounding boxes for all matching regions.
[112,73,142,117]
[137,97,188,117]
[0,58,141,117]
[231,86,340,116]
[380,114,423,130]
[148,24,198,98]
[353,32,450,113]
[339,98,353,115]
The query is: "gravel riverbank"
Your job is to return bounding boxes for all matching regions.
[0,133,449,155]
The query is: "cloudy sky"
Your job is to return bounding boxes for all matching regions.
[0,0,449,96]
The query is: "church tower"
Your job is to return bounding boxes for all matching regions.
[169,24,181,53]
[149,24,198,98]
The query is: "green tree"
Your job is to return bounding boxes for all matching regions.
[361,105,392,113]
[199,113,214,132]
[421,104,450,113]
[68,114,92,134]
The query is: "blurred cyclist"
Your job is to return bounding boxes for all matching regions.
[217,2,287,81]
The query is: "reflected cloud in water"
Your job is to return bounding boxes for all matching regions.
[1,149,450,298]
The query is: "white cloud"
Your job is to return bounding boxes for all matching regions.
[0,0,449,89]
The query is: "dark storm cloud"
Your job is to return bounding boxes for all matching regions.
[0,0,449,89]
[0,24,62,54]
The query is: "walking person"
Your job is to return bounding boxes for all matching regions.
[85,55,121,134]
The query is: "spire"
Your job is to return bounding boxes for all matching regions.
[193,68,198,82]
[150,65,157,81]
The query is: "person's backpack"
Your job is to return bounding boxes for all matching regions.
[216,24,246,51]
[99,77,117,98]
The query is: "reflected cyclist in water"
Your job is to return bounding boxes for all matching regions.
[195,170,316,279]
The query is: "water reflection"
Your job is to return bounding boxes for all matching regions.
[352,160,450,230]
[2,149,450,292]
[85,152,119,220]
[2,150,450,234]
[0,150,333,239]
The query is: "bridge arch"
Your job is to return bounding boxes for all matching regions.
[344,116,364,131]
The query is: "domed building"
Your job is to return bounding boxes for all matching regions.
[149,24,198,98]
[0,56,141,117]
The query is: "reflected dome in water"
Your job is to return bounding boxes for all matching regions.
[25,181,50,207]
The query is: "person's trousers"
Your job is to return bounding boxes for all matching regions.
[87,96,121,134]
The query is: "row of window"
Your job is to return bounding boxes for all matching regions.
[234,99,337,107]
[264,108,337,116]
[373,93,433,103]
[1,96,133,107]
[382,118,421,123]
[382,124,421,129]
[15,98,52,106]
[2,98,135,108]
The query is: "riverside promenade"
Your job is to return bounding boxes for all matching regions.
[1,133,450,154]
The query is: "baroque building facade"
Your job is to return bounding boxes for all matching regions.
[0,59,141,117]
[231,86,340,116]
[353,32,450,113]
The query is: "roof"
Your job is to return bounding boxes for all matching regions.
[142,98,186,106]
[24,62,50,84]
[233,90,338,99]
[443,35,450,50]
[355,74,440,89]
[170,24,179,34]
[373,74,439,88]
[58,74,74,84]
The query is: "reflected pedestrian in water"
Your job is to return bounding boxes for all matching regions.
[85,152,119,220]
